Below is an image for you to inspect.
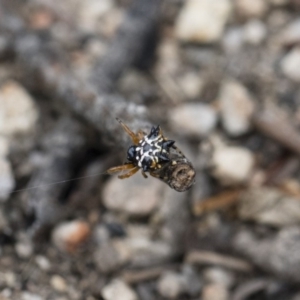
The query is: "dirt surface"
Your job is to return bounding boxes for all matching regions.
[1,0,300,299]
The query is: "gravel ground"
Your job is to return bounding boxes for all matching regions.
[2,0,300,299]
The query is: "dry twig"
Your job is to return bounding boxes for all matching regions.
[193,190,241,216]
[186,250,253,272]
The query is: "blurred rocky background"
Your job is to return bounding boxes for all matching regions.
[1,0,300,299]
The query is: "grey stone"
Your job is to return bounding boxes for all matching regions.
[210,145,254,186]
[0,158,15,201]
[157,271,186,299]
[51,220,90,253]
[178,72,204,100]
[203,267,235,288]
[78,0,115,33]
[35,255,51,271]
[0,81,38,137]
[202,283,230,300]
[181,264,202,297]
[21,292,43,300]
[96,224,176,269]
[281,47,300,82]
[234,0,268,19]
[219,80,255,136]
[125,236,173,268]
[175,0,232,43]
[94,240,131,273]
[15,240,33,259]
[168,103,217,137]
[102,279,138,300]
[243,19,267,45]
[238,187,300,226]
[234,227,300,281]
[103,174,163,217]
[50,275,68,292]
[222,27,244,53]
[280,19,300,46]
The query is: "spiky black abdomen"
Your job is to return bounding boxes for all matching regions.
[126,125,175,172]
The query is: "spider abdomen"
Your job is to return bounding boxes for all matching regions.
[127,126,175,172]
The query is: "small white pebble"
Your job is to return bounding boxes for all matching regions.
[101,279,138,300]
[50,275,67,292]
[1,288,12,299]
[4,272,16,287]
[203,267,235,288]
[219,80,255,136]
[169,103,218,137]
[0,80,38,137]
[235,0,268,19]
[202,283,229,300]
[211,146,255,186]
[22,292,43,300]
[15,242,33,259]
[35,255,51,271]
[178,72,203,99]
[157,272,185,299]
[52,220,90,253]
[280,18,300,46]
[0,158,15,201]
[243,19,267,45]
[281,47,300,82]
[78,0,115,32]
[222,27,244,53]
[175,0,232,43]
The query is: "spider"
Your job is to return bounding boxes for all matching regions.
[107,118,179,179]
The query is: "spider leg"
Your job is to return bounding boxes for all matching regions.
[118,166,139,179]
[141,171,148,179]
[149,171,163,180]
[137,129,145,141]
[171,144,186,158]
[116,118,140,145]
[106,163,136,174]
